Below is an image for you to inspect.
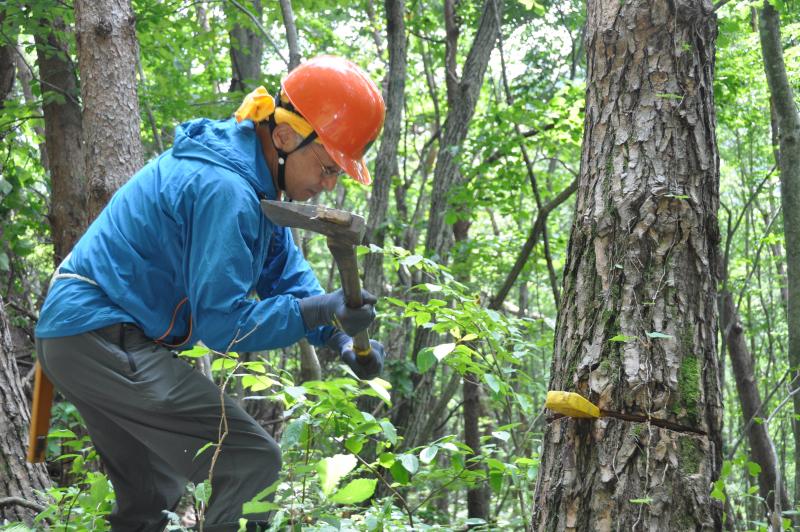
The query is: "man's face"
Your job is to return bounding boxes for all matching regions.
[284,143,344,201]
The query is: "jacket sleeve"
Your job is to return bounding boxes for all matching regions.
[255,224,334,346]
[175,169,313,352]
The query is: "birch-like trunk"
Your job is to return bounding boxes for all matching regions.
[532,1,723,529]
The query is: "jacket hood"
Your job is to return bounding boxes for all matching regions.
[172,117,274,197]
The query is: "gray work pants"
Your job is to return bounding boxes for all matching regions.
[37,323,280,532]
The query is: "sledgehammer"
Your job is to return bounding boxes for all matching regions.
[261,200,375,359]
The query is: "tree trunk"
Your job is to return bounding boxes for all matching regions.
[228,0,263,92]
[363,0,407,297]
[31,11,87,264]
[720,290,789,522]
[758,0,800,506]
[75,0,144,222]
[395,0,502,453]
[0,297,51,524]
[532,1,723,529]
[464,373,489,523]
[278,0,301,71]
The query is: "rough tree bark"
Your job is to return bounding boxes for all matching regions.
[31,10,87,264]
[532,1,723,529]
[228,0,263,92]
[74,0,144,222]
[363,0,407,297]
[758,0,800,505]
[0,297,51,524]
[0,18,53,524]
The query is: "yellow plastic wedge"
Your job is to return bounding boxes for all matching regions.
[545,391,600,419]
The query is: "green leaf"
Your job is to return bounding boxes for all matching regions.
[489,470,503,493]
[710,479,726,503]
[609,334,636,343]
[485,373,501,394]
[390,461,409,484]
[646,331,674,339]
[0,252,9,272]
[48,429,77,439]
[379,452,396,468]
[194,480,212,505]
[241,374,275,391]
[180,345,211,358]
[380,420,397,445]
[281,418,307,449]
[242,500,278,515]
[399,453,419,474]
[414,311,432,326]
[399,254,423,268]
[368,378,392,406]
[195,441,216,459]
[211,358,237,372]
[433,342,456,361]
[492,431,510,442]
[317,454,358,496]
[420,446,439,464]
[384,297,406,308]
[629,498,652,505]
[345,435,365,454]
[284,386,307,400]
[417,348,436,373]
[747,461,762,477]
[330,478,377,505]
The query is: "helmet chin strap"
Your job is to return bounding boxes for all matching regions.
[269,93,318,194]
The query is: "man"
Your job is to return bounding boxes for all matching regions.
[34,55,386,531]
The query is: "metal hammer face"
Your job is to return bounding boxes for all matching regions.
[260,200,366,246]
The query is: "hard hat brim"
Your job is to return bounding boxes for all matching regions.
[326,145,372,185]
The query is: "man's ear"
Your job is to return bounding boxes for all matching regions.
[271,123,303,152]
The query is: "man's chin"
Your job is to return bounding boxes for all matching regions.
[286,190,314,202]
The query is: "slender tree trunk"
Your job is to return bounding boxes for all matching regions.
[278,0,301,70]
[364,0,407,297]
[75,0,144,222]
[0,297,51,524]
[228,0,263,92]
[464,373,489,523]
[396,0,502,453]
[31,12,87,264]
[758,0,800,505]
[532,1,723,529]
[720,290,789,522]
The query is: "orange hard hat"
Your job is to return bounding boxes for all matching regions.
[282,55,385,185]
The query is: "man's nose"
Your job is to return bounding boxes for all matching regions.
[321,175,338,191]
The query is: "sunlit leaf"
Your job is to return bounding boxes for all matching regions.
[317,454,358,496]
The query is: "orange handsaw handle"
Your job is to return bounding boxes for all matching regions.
[27,362,54,463]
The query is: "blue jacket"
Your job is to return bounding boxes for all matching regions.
[36,117,332,352]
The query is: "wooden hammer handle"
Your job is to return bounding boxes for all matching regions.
[27,362,54,463]
[326,238,371,358]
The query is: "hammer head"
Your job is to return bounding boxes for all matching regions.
[260,200,366,246]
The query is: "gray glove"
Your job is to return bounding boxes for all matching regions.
[299,289,377,336]
[327,330,385,380]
